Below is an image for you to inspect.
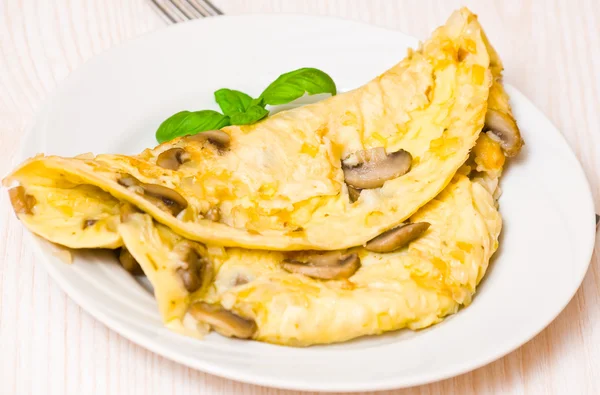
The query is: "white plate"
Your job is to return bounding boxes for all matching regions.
[16,15,595,392]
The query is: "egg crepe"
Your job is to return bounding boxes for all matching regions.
[4,8,500,251]
[3,7,523,346]
[4,131,508,346]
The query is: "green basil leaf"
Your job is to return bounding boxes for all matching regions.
[249,97,264,107]
[156,110,230,143]
[214,89,254,116]
[259,67,337,106]
[229,105,269,125]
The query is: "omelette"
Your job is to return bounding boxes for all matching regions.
[3,8,521,251]
[4,133,508,346]
[3,8,523,346]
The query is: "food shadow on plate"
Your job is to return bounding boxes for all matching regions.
[464,144,529,301]
[71,248,156,303]
[500,139,530,178]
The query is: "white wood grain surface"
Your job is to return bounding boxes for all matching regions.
[1,0,599,394]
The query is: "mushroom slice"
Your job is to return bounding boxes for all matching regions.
[143,184,188,214]
[342,147,412,189]
[173,241,211,293]
[118,247,143,275]
[347,185,362,203]
[183,130,231,151]
[233,274,250,286]
[8,186,36,215]
[118,174,188,216]
[156,148,190,170]
[82,219,98,229]
[484,109,523,157]
[365,222,430,253]
[282,252,361,280]
[177,265,202,293]
[188,302,257,339]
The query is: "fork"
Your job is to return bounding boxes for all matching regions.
[149,0,223,23]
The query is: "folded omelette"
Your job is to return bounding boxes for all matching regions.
[4,8,521,251]
[3,8,523,346]
[4,133,509,346]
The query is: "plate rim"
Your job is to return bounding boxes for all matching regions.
[13,14,597,392]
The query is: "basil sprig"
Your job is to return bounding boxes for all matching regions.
[214,89,253,115]
[156,110,230,144]
[214,89,269,126]
[155,67,336,143]
[258,68,337,105]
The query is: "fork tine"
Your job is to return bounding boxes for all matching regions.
[151,0,191,23]
[149,0,179,23]
[149,0,222,23]
[184,0,212,17]
[200,0,223,15]
[188,0,223,16]
[171,0,203,19]
[164,0,191,21]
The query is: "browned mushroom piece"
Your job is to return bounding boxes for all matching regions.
[82,219,98,229]
[143,184,188,212]
[282,252,361,280]
[188,302,257,339]
[347,185,362,203]
[8,186,36,215]
[117,174,139,188]
[484,109,523,157]
[233,274,250,286]
[183,130,231,151]
[173,241,211,293]
[342,147,412,189]
[156,148,190,170]
[365,222,431,253]
[118,248,143,275]
[177,266,202,292]
[118,174,188,216]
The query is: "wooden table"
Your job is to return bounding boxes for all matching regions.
[1,1,599,393]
